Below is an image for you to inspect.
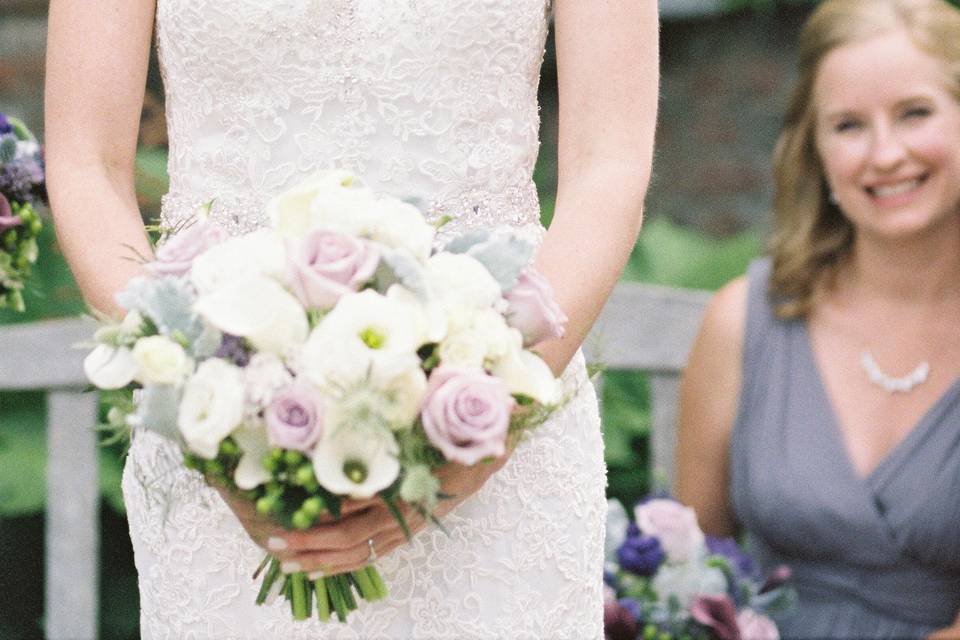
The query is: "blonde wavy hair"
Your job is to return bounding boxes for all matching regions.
[768,0,960,318]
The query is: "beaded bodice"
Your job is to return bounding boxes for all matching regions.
[156,0,551,239]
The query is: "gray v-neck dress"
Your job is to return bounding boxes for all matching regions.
[730,258,960,638]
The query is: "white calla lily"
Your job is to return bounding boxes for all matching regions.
[491,348,560,405]
[84,344,138,390]
[312,426,400,499]
[232,422,272,490]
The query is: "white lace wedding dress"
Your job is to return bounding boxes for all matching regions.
[121,1,607,637]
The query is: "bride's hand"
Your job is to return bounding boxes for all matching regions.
[216,458,506,576]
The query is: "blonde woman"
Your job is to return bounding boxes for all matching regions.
[677,0,960,636]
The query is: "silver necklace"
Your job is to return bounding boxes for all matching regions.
[859,351,930,394]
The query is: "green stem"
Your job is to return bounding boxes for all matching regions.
[351,568,377,601]
[327,576,349,623]
[255,558,281,605]
[337,574,358,611]
[367,565,389,600]
[315,577,331,622]
[290,572,309,620]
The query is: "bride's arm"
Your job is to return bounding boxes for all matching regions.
[534,0,659,374]
[251,0,660,575]
[45,0,156,317]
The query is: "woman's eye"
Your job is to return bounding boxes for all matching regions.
[903,106,932,119]
[834,119,861,133]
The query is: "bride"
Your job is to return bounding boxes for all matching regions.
[44,0,657,637]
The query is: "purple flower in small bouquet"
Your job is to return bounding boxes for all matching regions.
[617,523,665,576]
[604,496,793,640]
[0,112,44,312]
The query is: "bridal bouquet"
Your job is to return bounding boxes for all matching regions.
[0,112,45,312]
[84,170,567,622]
[604,497,794,640]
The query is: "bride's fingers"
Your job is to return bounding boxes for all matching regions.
[290,530,408,575]
[281,505,406,552]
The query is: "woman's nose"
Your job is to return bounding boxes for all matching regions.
[867,123,908,171]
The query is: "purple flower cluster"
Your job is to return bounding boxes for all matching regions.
[0,112,47,206]
[616,523,665,576]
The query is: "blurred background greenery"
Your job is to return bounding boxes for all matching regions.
[1,0,902,636]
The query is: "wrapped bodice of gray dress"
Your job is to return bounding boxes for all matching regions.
[731,258,960,638]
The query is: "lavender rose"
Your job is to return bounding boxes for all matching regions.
[736,609,780,640]
[504,268,567,347]
[264,384,325,452]
[286,229,379,309]
[421,366,514,465]
[0,193,22,230]
[617,523,666,576]
[635,498,706,563]
[148,220,229,278]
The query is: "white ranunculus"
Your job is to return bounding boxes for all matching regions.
[312,426,400,499]
[491,347,561,405]
[300,288,425,387]
[232,421,272,490]
[132,335,194,386]
[651,561,727,609]
[84,344,138,390]
[438,328,488,369]
[190,229,287,295]
[178,359,246,459]
[268,170,359,236]
[425,253,502,314]
[193,275,308,356]
[471,308,520,363]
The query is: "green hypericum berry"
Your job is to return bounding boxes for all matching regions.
[256,496,277,516]
[284,450,305,467]
[218,439,239,458]
[291,510,312,530]
[294,464,315,486]
[204,459,224,476]
[301,496,324,517]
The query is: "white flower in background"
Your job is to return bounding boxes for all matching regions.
[268,170,360,236]
[243,352,294,408]
[491,347,561,405]
[232,421,272,490]
[651,561,727,609]
[635,499,706,563]
[190,229,287,295]
[193,274,308,356]
[84,344,138,390]
[312,425,400,499]
[178,359,246,459]
[300,288,425,387]
[131,335,194,386]
[425,253,502,320]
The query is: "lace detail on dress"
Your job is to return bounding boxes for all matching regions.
[125,1,606,637]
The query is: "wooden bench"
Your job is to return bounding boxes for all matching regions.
[0,282,710,639]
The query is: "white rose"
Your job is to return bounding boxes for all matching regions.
[438,329,488,369]
[651,561,727,609]
[132,335,193,385]
[312,425,400,499]
[190,229,286,295]
[491,347,561,405]
[425,253,502,315]
[471,308,519,362]
[368,198,435,261]
[268,170,360,236]
[307,181,381,237]
[178,359,246,459]
[84,344,138,390]
[193,274,308,356]
[635,499,706,563]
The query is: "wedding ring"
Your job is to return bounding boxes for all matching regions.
[366,538,377,564]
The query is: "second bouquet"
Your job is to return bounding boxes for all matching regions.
[84,170,567,623]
